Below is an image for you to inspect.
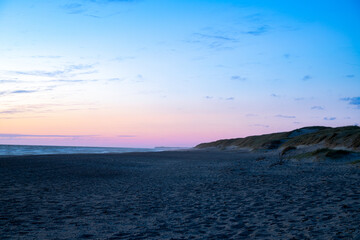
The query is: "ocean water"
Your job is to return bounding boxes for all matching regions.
[0,144,177,156]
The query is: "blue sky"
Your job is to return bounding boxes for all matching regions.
[0,0,359,147]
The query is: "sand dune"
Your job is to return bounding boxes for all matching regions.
[196,126,360,161]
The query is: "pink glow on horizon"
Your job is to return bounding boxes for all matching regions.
[0,109,346,148]
[0,125,321,148]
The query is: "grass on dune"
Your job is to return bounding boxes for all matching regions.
[290,148,353,161]
[350,159,360,165]
[196,131,290,150]
[196,126,360,152]
[282,126,360,150]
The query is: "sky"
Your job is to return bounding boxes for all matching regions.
[0,0,359,148]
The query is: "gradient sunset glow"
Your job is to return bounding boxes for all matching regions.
[0,0,359,147]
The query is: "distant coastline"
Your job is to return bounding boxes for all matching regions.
[0,145,157,157]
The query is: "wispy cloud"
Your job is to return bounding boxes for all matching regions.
[0,89,41,97]
[189,31,238,50]
[61,0,137,17]
[133,74,144,82]
[205,96,234,101]
[106,78,124,82]
[12,70,65,77]
[194,33,237,42]
[113,56,135,62]
[275,114,296,119]
[0,109,23,114]
[311,106,324,110]
[11,90,38,94]
[31,55,62,59]
[324,117,336,121]
[0,80,19,84]
[217,97,235,101]
[117,135,136,138]
[190,22,270,51]
[302,75,312,81]
[0,134,98,138]
[244,25,269,36]
[294,97,304,101]
[345,74,355,78]
[61,3,85,15]
[0,105,50,115]
[250,124,269,128]
[283,53,291,59]
[231,75,247,81]
[47,79,97,83]
[68,64,93,71]
[9,64,94,78]
[341,97,360,107]
[0,104,96,116]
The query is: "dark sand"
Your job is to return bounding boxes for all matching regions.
[1,150,360,239]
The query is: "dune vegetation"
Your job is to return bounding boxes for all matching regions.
[195,126,360,153]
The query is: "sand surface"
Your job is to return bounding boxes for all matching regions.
[1,150,360,239]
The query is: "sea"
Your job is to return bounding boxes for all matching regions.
[0,144,184,157]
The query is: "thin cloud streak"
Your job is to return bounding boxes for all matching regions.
[8,64,94,78]
[231,76,247,81]
[0,109,23,114]
[0,134,98,138]
[11,90,38,94]
[0,103,96,115]
[244,25,269,36]
[61,3,85,15]
[31,55,62,59]
[61,0,137,17]
[194,33,237,42]
[324,117,336,121]
[250,124,269,128]
[311,106,324,110]
[0,80,19,83]
[0,89,41,97]
[275,114,296,119]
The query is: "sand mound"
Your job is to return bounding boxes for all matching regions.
[196,126,360,152]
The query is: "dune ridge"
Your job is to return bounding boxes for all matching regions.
[195,126,360,153]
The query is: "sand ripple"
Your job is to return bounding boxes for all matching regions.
[1,151,360,239]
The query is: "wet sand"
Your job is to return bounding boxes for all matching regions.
[1,150,360,239]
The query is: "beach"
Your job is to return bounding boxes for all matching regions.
[1,150,360,239]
